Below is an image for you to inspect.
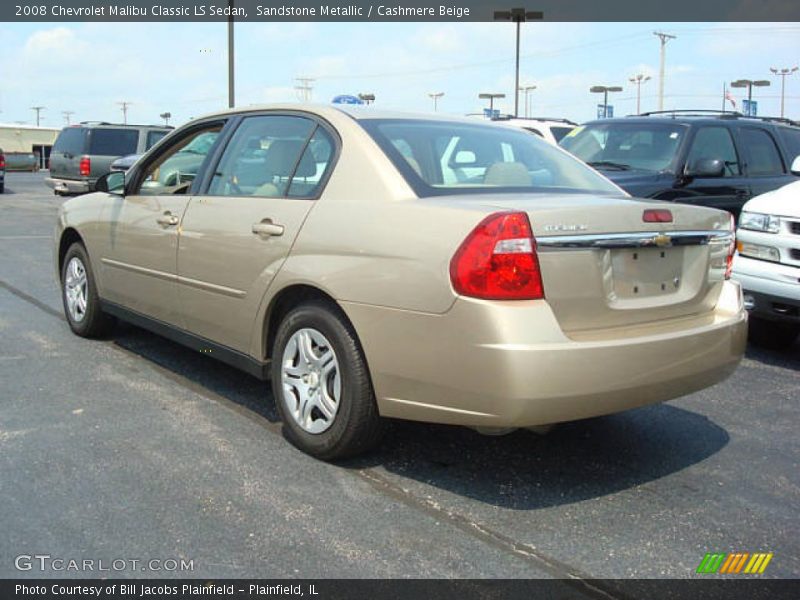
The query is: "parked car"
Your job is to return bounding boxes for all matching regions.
[732,179,800,349]
[560,110,800,217]
[491,116,578,144]
[46,122,172,195]
[55,105,746,460]
[0,148,5,193]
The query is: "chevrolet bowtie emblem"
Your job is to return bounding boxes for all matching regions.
[653,234,672,247]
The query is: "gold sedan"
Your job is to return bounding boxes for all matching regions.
[55,105,747,460]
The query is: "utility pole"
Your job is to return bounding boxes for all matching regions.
[228,0,235,108]
[628,74,651,114]
[770,66,798,118]
[62,110,74,125]
[294,77,315,101]
[31,106,46,126]
[493,7,543,118]
[117,101,132,124]
[519,84,536,118]
[653,31,676,111]
[428,92,444,112]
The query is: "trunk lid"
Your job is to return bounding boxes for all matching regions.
[456,193,732,333]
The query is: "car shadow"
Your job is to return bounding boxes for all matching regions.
[745,338,799,370]
[111,322,731,510]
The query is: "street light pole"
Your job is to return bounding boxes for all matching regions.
[730,79,771,116]
[653,31,676,111]
[493,8,543,118]
[478,92,506,115]
[628,73,651,115]
[519,85,536,118]
[428,92,444,112]
[590,85,622,118]
[770,66,798,118]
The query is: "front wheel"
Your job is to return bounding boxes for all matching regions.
[271,301,384,460]
[61,242,115,338]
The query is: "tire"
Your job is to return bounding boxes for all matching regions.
[0,182,5,194]
[271,300,384,460]
[748,317,799,350]
[60,242,115,338]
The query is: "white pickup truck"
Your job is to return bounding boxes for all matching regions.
[732,178,800,349]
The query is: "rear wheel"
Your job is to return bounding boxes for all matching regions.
[61,242,115,338]
[748,317,799,350]
[271,301,384,460]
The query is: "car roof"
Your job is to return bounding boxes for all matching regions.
[582,114,800,129]
[191,103,495,125]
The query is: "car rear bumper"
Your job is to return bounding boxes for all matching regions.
[732,255,800,322]
[45,177,91,194]
[342,280,747,428]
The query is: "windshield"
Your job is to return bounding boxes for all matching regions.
[560,122,687,172]
[550,126,575,143]
[360,119,621,196]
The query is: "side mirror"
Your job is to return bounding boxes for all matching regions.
[791,155,800,175]
[685,157,725,178]
[95,171,126,195]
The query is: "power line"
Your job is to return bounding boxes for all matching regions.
[62,110,74,125]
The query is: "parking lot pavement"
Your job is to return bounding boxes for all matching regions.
[1,171,798,584]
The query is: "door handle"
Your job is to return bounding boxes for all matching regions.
[156,212,179,227]
[252,219,284,237]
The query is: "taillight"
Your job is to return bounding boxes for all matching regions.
[450,211,544,300]
[725,213,735,280]
[79,156,91,177]
[0,154,5,169]
[643,208,672,223]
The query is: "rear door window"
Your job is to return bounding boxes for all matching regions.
[88,129,139,156]
[207,115,319,198]
[739,128,785,176]
[53,128,87,154]
[777,127,800,162]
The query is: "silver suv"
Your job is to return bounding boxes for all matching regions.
[46,122,172,195]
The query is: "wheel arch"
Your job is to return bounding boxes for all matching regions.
[58,227,85,277]
[261,284,356,361]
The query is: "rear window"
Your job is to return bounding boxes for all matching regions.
[53,127,87,154]
[146,130,169,150]
[88,129,139,156]
[360,119,620,197]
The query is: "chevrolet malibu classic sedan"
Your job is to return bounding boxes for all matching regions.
[55,105,747,460]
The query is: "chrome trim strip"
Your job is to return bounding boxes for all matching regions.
[102,258,246,298]
[101,258,177,282]
[176,275,246,299]
[536,230,732,251]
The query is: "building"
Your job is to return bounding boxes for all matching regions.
[0,124,61,171]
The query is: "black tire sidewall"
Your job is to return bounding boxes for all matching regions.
[271,302,378,460]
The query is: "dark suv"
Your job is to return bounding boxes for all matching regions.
[46,122,172,195]
[0,147,5,193]
[560,111,800,216]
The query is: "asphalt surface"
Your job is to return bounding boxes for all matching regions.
[0,172,798,587]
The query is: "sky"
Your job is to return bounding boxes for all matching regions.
[0,21,798,128]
